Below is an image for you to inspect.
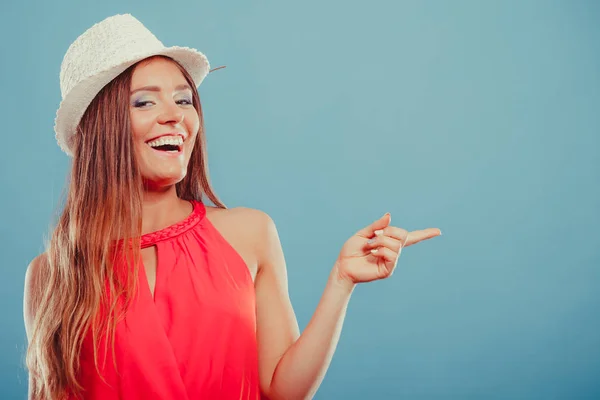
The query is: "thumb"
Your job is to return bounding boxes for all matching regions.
[357,212,391,237]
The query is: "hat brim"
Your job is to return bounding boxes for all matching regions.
[54,46,210,157]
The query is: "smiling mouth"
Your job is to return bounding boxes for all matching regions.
[148,143,182,152]
[145,135,184,153]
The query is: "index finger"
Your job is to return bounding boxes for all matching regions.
[404,228,442,247]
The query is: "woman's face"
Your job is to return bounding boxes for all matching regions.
[129,57,199,189]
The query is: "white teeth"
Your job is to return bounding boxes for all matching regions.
[147,136,184,148]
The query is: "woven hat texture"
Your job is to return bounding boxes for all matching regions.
[54,13,210,156]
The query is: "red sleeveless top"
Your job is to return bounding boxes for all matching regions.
[72,200,260,399]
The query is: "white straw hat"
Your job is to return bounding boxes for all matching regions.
[54,13,211,156]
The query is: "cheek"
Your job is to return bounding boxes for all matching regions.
[185,110,200,136]
[130,110,153,140]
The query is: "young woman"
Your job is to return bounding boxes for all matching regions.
[23,14,441,400]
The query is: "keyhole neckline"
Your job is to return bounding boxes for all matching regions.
[141,200,206,248]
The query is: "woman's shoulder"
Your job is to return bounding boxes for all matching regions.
[204,205,277,279]
[205,204,272,226]
[24,253,48,341]
[24,253,48,299]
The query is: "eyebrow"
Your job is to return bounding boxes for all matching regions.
[130,84,192,95]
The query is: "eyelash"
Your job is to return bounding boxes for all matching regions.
[133,99,193,108]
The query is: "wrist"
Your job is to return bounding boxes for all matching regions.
[330,262,357,294]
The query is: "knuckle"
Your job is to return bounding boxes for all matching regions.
[384,248,394,259]
[366,237,378,247]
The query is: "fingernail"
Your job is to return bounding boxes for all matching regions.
[371,248,379,254]
[374,229,384,236]
[367,238,376,244]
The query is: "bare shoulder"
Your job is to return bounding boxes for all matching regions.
[204,205,275,280]
[205,204,270,222]
[205,205,274,237]
[24,254,47,300]
[210,206,283,270]
[24,253,48,341]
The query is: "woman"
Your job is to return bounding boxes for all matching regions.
[23,14,441,400]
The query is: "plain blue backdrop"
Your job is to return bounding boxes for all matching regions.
[1,0,599,398]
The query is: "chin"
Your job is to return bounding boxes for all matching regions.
[142,171,187,189]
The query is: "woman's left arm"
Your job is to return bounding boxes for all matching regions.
[254,210,441,400]
[254,212,354,400]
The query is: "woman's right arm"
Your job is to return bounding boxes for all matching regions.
[24,254,44,400]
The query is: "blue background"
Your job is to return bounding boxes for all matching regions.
[1,0,599,398]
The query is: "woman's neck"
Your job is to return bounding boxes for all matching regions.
[141,186,193,235]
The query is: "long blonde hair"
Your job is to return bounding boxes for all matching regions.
[26,56,224,399]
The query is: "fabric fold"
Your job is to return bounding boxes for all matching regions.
[72,200,260,399]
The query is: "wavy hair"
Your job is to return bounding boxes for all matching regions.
[25,56,225,399]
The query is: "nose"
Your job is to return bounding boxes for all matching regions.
[157,101,185,126]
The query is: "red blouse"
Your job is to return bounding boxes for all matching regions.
[72,200,260,399]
